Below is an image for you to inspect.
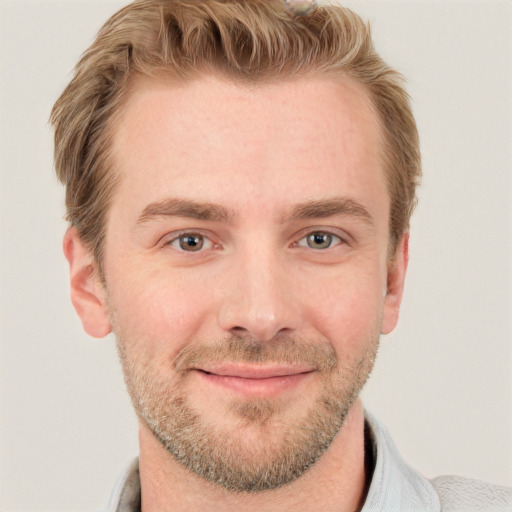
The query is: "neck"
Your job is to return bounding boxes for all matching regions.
[139,399,368,512]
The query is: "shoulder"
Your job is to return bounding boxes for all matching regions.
[430,474,512,512]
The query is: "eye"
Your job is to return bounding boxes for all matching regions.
[167,233,213,252]
[297,231,343,250]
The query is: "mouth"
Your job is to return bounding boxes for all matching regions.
[193,364,316,398]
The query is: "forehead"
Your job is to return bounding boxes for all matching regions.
[109,74,387,223]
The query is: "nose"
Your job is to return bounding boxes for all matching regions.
[216,245,301,342]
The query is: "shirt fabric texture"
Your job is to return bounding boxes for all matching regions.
[98,410,512,512]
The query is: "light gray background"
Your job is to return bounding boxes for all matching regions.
[0,1,511,510]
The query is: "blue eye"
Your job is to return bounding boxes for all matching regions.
[298,232,342,249]
[169,234,212,252]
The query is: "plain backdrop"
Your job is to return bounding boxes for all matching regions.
[0,0,511,510]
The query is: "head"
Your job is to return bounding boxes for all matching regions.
[53,0,420,493]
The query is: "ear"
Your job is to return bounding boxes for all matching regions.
[63,227,112,338]
[381,233,409,335]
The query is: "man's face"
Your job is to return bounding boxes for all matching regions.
[71,75,406,491]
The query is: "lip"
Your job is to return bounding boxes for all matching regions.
[193,364,315,397]
[196,363,315,379]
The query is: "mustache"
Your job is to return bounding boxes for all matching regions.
[174,335,338,373]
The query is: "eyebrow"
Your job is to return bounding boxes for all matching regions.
[137,198,236,224]
[136,196,374,226]
[286,197,374,226]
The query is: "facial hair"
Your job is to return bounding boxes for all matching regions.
[114,326,379,493]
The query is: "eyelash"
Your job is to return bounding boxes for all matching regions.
[163,231,216,252]
[162,229,347,253]
[294,231,345,250]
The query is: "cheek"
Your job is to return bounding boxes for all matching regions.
[301,262,385,352]
[107,263,216,357]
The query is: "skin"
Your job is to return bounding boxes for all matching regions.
[64,75,408,511]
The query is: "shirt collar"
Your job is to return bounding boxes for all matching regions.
[362,410,440,511]
[98,458,141,512]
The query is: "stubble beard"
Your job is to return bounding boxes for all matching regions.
[115,332,379,493]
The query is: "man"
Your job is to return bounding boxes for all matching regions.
[51,0,512,510]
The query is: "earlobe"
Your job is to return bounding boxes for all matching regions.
[63,227,112,338]
[381,234,409,335]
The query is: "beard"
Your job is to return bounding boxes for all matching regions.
[115,331,379,493]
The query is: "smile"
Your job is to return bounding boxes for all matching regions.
[194,364,316,398]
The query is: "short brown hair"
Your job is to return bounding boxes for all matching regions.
[51,0,420,266]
